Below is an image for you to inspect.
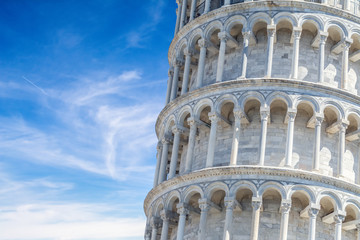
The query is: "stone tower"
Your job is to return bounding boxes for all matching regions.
[144,0,360,239]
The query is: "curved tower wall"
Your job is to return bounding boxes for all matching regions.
[144,1,360,240]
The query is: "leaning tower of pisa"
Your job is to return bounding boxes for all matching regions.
[144,0,360,239]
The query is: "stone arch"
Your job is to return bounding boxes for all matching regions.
[325,20,348,40]
[175,38,189,59]
[258,181,287,200]
[224,15,247,33]
[153,198,165,216]
[204,181,229,199]
[177,105,194,127]
[344,199,360,216]
[188,28,204,49]
[247,12,272,31]
[239,91,266,111]
[183,185,205,203]
[164,114,177,134]
[288,185,316,203]
[165,190,182,210]
[320,100,345,119]
[293,96,320,113]
[229,180,258,198]
[194,98,214,118]
[266,91,293,109]
[215,94,239,113]
[204,20,224,40]
[316,190,343,211]
[273,12,298,27]
[298,14,324,31]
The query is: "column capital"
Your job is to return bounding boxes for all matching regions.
[242,30,252,40]
[184,47,195,56]
[287,108,297,120]
[233,109,244,121]
[161,136,172,145]
[315,114,324,125]
[174,58,184,67]
[292,27,302,39]
[156,141,163,151]
[334,214,345,223]
[208,112,219,123]
[168,67,174,76]
[224,197,237,211]
[176,203,189,215]
[198,198,211,212]
[280,200,292,213]
[342,38,353,50]
[339,119,349,130]
[356,223,360,231]
[267,24,276,36]
[308,207,320,218]
[251,197,262,210]
[218,31,230,42]
[150,216,161,228]
[160,210,170,222]
[187,117,197,127]
[319,31,329,43]
[260,108,270,120]
[198,38,210,48]
[172,125,184,135]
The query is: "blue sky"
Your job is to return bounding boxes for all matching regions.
[0,1,176,239]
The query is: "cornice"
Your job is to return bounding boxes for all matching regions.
[144,165,360,212]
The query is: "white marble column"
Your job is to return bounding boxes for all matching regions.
[356,223,360,240]
[224,0,231,6]
[189,0,197,21]
[169,126,182,179]
[145,231,151,240]
[266,25,276,78]
[341,39,352,90]
[318,32,328,83]
[259,109,270,166]
[176,203,189,240]
[240,31,251,78]
[223,198,236,240]
[174,1,183,35]
[206,112,219,168]
[198,199,210,240]
[216,31,229,83]
[181,48,193,95]
[150,218,160,240]
[279,201,291,240]
[334,214,345,240]
[250,198,262,240]
[165,68,174,104]
[153,142,163,187]
[196,38,208,89]
[313,115,323,171]
[180,0,188,29]
[170,60,183,101]
[185,117,197,173]
[230,110,243,166]
[158,138,171,184]
[338,121,348,177]
[291,27,302,79]
[308,207,319,240]
[285,110,297,167]
[204,0,211,13]
[344,0,350,10]
[160,210,170,240]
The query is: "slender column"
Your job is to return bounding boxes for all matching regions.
[153,142,163,187]
[266,25,276,78]
[204,0,211,13]
[145,232,151,240]
[185,118,197,173]
[223,198,236,240]
[160,210,170,240]
[285,110,297,167]
[259,109,270,166]
[189,0,197,21]
[344,0,350,10]
[169,126,182,179]
[176,203,189,240]
[181,48,193,95]
[291,28,302,79]
[150,218,160,240]
[158,138,171,184]
[318,32,328,83]
[179,0,188,29]
[206,112,219,168]
[174,1,183,35]
[313,115,323,171]
[250,198,262,240]
[334,214,345,240]
[198,199,210,240]
[240,31,251,78]
[170,60,183,101]
[356,223,360,240]
[341,39,352,90]
[338,121,348,177]
[224,0,231,5]
[230,110,243,166]
[308,207,319,240]
[196,39,208,89]
[279,201,291,240]
[165,68,174,104]
[216,32,229,82]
